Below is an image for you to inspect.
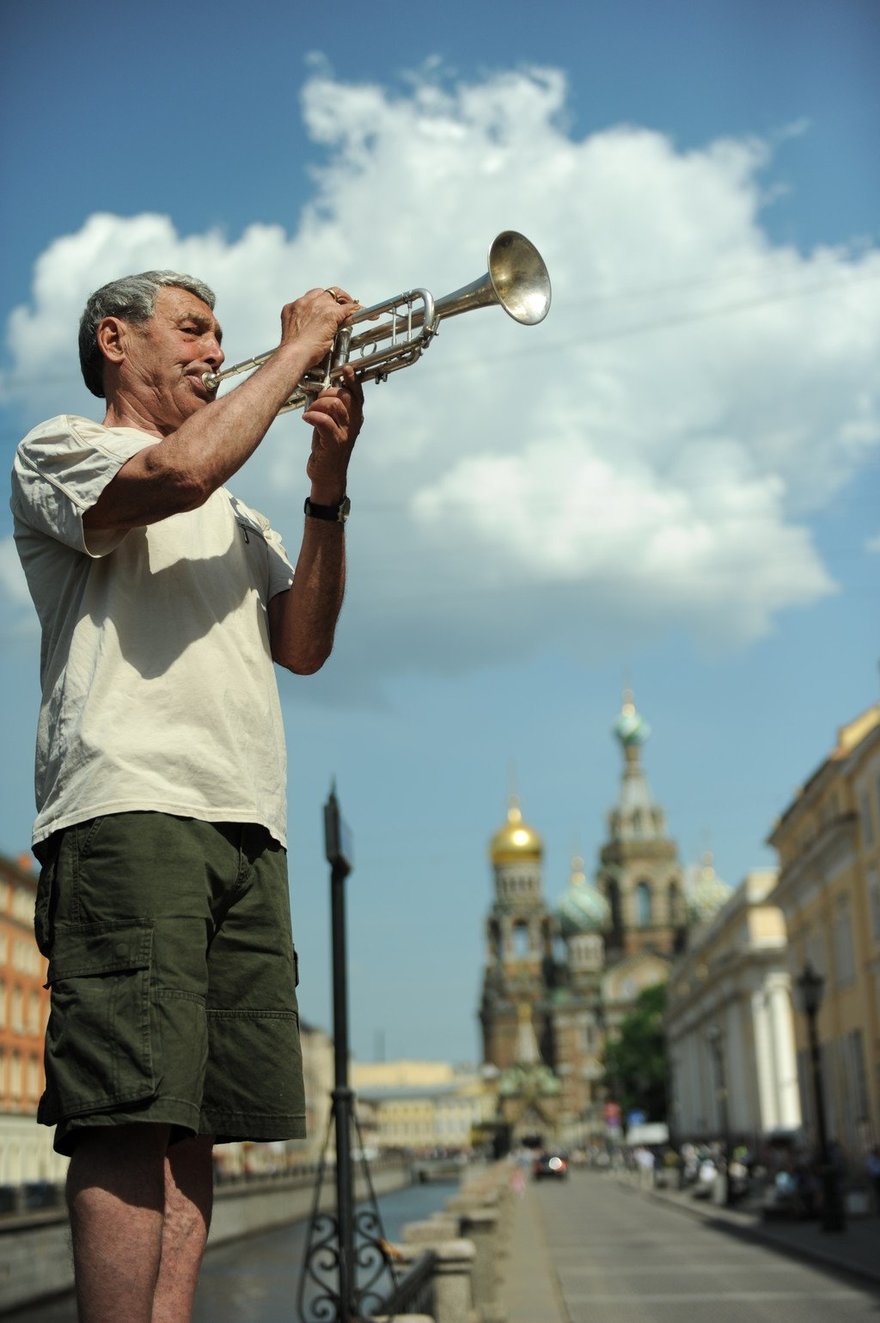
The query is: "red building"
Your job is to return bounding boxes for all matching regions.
[0,852,47,1120]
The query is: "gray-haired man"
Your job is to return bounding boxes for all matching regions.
[11,270,363,1321]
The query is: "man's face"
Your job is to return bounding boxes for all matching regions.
[120,286,224,434]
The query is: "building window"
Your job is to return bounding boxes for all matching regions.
[805,930,826,981]
[833,899,855,987]
[862,791,875,848]
[849,1030,869,1121]
[869,869,880,944]
[635,881,652,927]
[10,1052,22,1098]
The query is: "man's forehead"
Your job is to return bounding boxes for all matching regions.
[155,286,222,335]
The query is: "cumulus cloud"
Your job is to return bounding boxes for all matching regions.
[4,64,879,686]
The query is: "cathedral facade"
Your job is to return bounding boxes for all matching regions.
[478,693,728,1147]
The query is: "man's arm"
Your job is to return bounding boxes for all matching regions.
[83,291,355,536]
[269,368,363,674]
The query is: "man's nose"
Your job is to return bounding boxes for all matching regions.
[203,336,224,369]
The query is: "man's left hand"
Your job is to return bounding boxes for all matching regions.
[303,364,364,504]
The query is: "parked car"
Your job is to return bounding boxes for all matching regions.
[533,1152,569,1180]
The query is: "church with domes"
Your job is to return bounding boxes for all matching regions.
[478,692,729,1148]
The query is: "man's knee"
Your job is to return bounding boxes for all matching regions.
[66,1123,171,1211]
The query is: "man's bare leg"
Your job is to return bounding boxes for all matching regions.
[152,1135,215,1323]
[66,1123,169,1323]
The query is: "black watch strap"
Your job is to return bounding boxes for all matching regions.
[304,495,350,524]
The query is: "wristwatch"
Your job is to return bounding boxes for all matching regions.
[304,495,350,524]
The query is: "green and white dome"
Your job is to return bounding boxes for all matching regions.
[686,851,731,924]
[557,857,610,936]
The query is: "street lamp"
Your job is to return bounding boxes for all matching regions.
[794,961,845,1233]
[706,1023,735,1207]
[298,786,397,1321]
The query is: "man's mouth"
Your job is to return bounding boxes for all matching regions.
[187,371,215,398]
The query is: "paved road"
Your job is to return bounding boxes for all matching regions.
[503,1170,879,1322]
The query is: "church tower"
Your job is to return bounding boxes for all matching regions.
[598,692,686,959]
[479,796,557,1071]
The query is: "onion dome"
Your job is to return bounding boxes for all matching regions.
[613,689,650,750]
[686,850,731,925]
[557,857,610,936]
[489,795,543,864]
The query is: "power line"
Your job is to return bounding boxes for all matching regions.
[1,262,878,398]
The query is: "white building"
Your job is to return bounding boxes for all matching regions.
[666,869,801,1146]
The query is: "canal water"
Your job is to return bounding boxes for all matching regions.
[6,1178,459,1323]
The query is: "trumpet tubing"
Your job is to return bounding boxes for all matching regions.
[202,231,551,412]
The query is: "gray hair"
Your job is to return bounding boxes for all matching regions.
[79,270,217,397]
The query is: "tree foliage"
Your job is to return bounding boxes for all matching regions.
[602,982,668,1122]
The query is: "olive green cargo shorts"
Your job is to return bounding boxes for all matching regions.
[34,813,305,1156]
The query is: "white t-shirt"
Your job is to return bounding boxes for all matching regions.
[11,415,295,846]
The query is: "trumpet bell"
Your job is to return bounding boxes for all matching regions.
[488,230,552,325]
[433,230,552,328]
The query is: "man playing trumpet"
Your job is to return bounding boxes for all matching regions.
[11,271,363,1322]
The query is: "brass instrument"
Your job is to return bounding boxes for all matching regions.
[202,231,551,412]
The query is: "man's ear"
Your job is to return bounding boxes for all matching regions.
[96,316,128,367]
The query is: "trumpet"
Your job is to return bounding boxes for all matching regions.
[202,231,551,412]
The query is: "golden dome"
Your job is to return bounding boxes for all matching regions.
[489,796,544,863]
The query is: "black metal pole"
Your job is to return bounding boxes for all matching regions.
[324,787,356,1319]
[330,860,355,1319]
[805,1004,845,1233]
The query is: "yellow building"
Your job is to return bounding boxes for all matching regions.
[768,704,880,1163]
[351,1060,494,1154]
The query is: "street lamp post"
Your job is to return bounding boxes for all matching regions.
[298,785,396,1322]
[795,962,845,1233]
[706,1023,735,1208]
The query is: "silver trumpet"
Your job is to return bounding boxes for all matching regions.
[202,231,551,412]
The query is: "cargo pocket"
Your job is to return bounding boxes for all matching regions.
[40,923,156,1124]
[33,836,61,957]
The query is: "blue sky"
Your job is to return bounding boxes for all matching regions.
[1,0,878,1064]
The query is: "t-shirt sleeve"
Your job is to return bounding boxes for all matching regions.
[11,415,156,557]
[225,492,296,600]
[264,525,296,600]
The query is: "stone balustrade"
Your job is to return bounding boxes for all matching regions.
[393,1159,514,1323]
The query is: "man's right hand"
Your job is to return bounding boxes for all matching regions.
[279,287,360,370]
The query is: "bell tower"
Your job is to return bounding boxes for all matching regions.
[598,691,686,958]
[479,796,556,1070]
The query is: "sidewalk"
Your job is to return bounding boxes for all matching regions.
[498,1169,880,1322]
[498,1183,567,1323]
[621,1171,880,1290]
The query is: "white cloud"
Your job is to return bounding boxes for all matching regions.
[4,65,878,686]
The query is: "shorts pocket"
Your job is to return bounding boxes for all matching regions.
[39,923,156,1124]
[34,838,60,957]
